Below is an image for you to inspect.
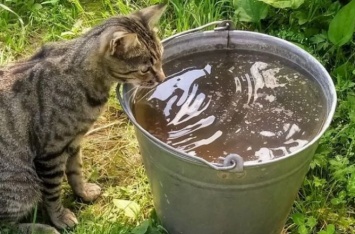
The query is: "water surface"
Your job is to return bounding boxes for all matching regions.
[133,50,326,163]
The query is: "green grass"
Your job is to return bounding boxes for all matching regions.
[0,0,355,233]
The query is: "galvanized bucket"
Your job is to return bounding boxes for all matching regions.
[117,21,337,234]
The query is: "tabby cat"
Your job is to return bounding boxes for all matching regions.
[0,4,166,234]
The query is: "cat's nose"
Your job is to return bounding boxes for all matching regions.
[156,69,166,83]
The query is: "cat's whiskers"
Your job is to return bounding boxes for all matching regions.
[134,86,156,103]
[122,86,139,101]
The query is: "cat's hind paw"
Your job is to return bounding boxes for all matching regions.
[78,182,101,202]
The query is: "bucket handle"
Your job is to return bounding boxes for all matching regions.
[163,20,234,44]
[204,154,244,173]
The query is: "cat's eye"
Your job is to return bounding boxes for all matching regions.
[140,67,150,74]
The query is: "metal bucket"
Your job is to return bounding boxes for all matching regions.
[117,21,337,234]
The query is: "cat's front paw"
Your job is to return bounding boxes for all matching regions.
[50,208,78,230]
[78,183,101,202]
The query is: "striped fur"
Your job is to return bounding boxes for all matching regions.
[0,4,166,233]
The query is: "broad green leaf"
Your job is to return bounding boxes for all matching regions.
[33,3,42,10]
[298,225,309,234]
[292,213,305,225]
[306,216,317,229]
[259,0,305,9]
[234,0,269,23]
[332,62,355,80]
[113,199,141,219]
[131,220,149,234]
[330,197,344,205]
[294,11,308,24]
[312,176,326,187]
[328,0,355,46]
[318,224,336,234]
[325,224,335,234]
[311,34,328,44]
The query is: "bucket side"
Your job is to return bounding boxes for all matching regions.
[136,128,317,234]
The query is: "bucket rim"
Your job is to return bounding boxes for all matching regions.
[117,29,337,168]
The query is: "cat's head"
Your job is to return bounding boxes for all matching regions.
[99,4,167,87]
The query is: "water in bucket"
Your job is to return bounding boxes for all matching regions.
[132,50,326,163]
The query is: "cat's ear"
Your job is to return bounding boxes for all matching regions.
[134,3,167,28]
[109,32,140,55]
